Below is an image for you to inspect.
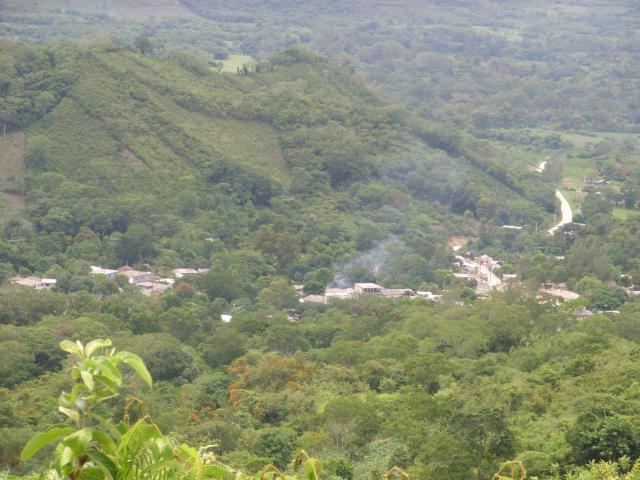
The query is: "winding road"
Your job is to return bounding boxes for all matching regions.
[536,160,573,235]
[547,191,573,235]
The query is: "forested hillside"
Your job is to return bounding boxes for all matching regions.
[3,2,640,480]
[6,281,640,479]
[3,0,639,133]
[0,41,552,285]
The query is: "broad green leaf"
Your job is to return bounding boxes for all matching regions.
[59,391,75,409]
[20,424,75,461]
[58,406,79,424]
[70,383,87,403]
[113,351,152,387]
[84,339,112,359]
[93,374,119,394]
[81,370,95,391]
[94,357,123,386]
[64,428,92,453]
[95,416,124,445]
[59,445,74,466]
[60,340,83,357]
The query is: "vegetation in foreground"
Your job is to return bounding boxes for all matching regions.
[9,338,640,480]
[5,284,640,479]
[9,339,333,480]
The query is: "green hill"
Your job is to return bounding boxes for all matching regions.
[0,42,553,281]
[4,32,640,480]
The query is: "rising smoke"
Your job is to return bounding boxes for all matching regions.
[330,236,407,287]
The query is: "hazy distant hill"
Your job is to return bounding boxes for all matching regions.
[3,0,638,134]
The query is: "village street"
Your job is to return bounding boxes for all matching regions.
[454,255,503,291]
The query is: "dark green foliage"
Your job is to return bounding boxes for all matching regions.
[567,414,640,464]
[323,397,379,453]
[449,409,516,478]
[201,329,248,368]
[325,458,354,480]
[252,428,297,469]
[117,333,197,383]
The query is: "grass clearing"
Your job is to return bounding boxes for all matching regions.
[156,95,289,182]
[220,55,255,73]
[560,157,594,213]
[0,132,25,192]
[613,207,638,221]
[528,128,640,149]
[562,156,593,182]
[527,128,600,149]
[0,132,26,222]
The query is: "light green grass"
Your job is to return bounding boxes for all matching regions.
[220,55,255,73]
[613,207,638,220]
[562,156,592,185]
[528,128,640,149]
[153,93,289,182]
[0,132,26,222]
[527,128,600,149]
[0,132,25,192]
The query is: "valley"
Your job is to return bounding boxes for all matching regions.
[1,2,640,479]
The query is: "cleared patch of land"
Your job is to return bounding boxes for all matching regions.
[0,132,26,221]
[0,132,25,191]
[158,96,289,182]
[529,128,640,149]
[220,55,256,73]
[613,207,638,221]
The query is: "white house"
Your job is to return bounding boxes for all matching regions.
[354,283,383,295]
[117,266,156,284]
[90,266,118,279]
[416,291,442,301]
[381,288,412,298]
[11,276,57,289]
[172,268,209,279]
[300,294,326,304]
[324,287,355,300]
[137,281,171,296]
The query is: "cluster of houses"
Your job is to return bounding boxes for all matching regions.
[10,276,57,290]
[10,266,209,296]
[88,266,209,296]
[298,282,442,304]
[453,254,509,294]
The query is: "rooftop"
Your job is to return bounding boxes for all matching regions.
[91,266,118,275]
[354,283,383,289]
